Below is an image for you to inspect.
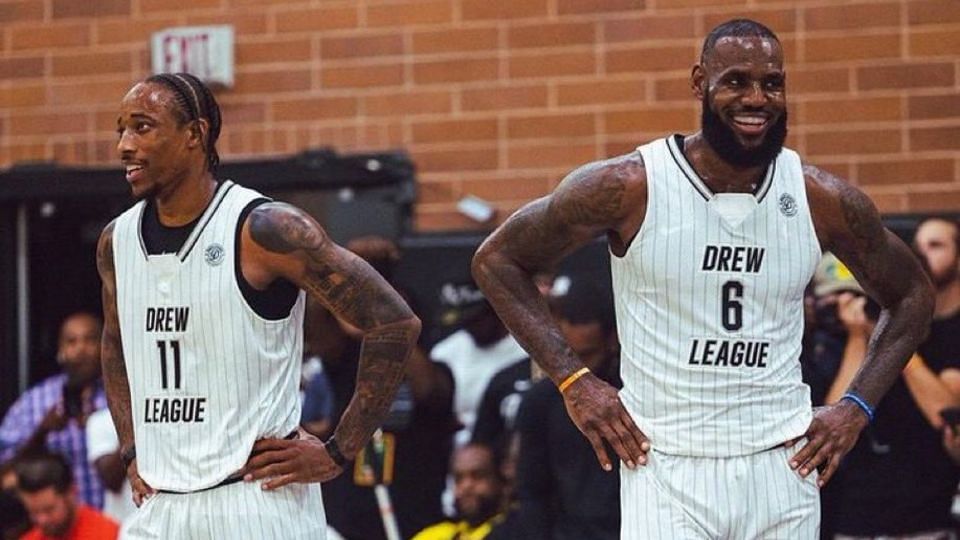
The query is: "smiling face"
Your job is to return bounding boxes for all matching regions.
[116,82,202,201]
[693,35,788,167]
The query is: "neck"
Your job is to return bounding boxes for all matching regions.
[154,170,216,227]
[935,279,960,319]
[683,132,767,193]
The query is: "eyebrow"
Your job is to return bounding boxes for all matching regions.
[117,112,156,126]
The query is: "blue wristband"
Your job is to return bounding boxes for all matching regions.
[841,392,875,422]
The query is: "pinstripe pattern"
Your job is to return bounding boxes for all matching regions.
[621,446,819,539]
[611,136,820,458]
[112,181,324,537]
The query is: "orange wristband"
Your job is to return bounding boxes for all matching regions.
[558,367,591,393]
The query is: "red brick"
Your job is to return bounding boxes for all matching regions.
[414,57,498,84]
[141,0,221,13]
[234,69,312,93]
[462,0,548,21]
[607,45,698,74]
[322,64,405,89]
[509,50,595,79]
[0,1,44,23]
[508,113,595,139]
[417,179,458,205]
[51,51,132,77]
[95,18,178,46]
[236,38,312,65]
[367,1,452,27]
[411,118,499,144]
[416,147,499,172]
[655,77,696,102]
[462,174,551,202]
[273,97,359,121]
[462,84,548,111]
[862,190,907,213]
[804,3,900,31]
[907,189,960,212]
[909,94,960,120]
[857,63,954,90]
[53,0,129,18]
[7,142,50,164]
[605,139,644,157]
[701,9,798,34]
[911,127,960,152]
[50,79,131,106]
[558,0,644,15]
[415,208,485,231]
[0,85,46,108]
[788,67,851,94]
[805,129,901,156]
[908,0,960,25]
[185,13,268,35]
[605,107,696,134]
[322,34,404,60]
[858,159,954,186]
[811,161,853,182]
[0,56,45,79]
[274,7,358,33]
[656,0,744,8]
[801,96,901,124]
[412,27,499,55]
[508,22,596,49]
[364,91,454,117]
[557,78,646,106]
[805,34,901,63]
[11,23,91,50]
[604,15,696,42]
[10,113,89,136]
[910,29,960,57]
[507,142,595,169]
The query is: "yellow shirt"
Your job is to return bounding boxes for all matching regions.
[411,515,504,540]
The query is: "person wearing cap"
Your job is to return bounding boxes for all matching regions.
[818,243,960,538]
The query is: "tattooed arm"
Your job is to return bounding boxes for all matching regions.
[96,220,154,505]
[789,164,935,486]
[240,203,420,489]
[473,153,648,471]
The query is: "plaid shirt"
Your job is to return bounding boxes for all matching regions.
[0,374,107,509]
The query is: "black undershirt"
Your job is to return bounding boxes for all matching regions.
[140,195,298,320]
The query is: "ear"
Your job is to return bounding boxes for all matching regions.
[691,64,707,100]
[186,118,209,150]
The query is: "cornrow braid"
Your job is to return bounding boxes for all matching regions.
[145,72,222,173]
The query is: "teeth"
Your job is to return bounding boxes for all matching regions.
[734,116,766,126]
[126,165,143,173]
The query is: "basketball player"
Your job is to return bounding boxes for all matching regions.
[97,73,420,538]
[472,19,934,539]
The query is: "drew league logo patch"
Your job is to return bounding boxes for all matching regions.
[204,243,225,266]
[779,193,798,217]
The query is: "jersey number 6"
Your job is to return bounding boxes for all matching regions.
[721,280,744,331]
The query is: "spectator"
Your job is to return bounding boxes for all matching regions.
[412,443,514,540]
[15,452,118,540]
[300,365,336,439]
[0,312,107,509]
[822,222,960,538]
[0,460,29,540]
[430,281,528,447]
[512,276,621,540]
[83,409,134,525]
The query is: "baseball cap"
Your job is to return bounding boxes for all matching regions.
[813,253,864,296]
[437,280,489,327]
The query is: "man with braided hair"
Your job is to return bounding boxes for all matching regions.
[100,73,420,538]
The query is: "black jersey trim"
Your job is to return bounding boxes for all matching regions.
[234,198,300,321]
[135,202,149,260]
[666,134,776,202]
[179,180,235,261]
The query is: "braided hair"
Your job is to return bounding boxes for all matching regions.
[145,72,222,173]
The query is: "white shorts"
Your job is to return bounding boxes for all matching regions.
[621,445,819,540]
[121,480,327,540]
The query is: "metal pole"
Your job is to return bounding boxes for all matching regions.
[16,203,29,393]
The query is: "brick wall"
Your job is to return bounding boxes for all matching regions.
[1,0,958,230]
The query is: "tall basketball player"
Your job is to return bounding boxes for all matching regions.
[472,19,934,539]
[98,73,420,538]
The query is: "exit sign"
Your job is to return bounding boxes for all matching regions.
[151,25,234,88]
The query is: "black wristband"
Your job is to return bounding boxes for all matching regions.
[120,445,136,471]
[324,436,347,468]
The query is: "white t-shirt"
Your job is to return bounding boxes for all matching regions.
[430,330,527,446]
[85,408,137,524]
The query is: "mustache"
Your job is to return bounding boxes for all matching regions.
[701,94,787,168]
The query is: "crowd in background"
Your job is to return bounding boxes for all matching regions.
[2,216,960,540]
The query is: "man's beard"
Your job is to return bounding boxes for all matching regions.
[701,94,788,168]
[930,262,959,291]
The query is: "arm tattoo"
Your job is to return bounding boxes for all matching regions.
[249,204,421,457]
[96,221,135,451]
[474,156,640,385]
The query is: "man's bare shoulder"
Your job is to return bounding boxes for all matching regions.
[550,151,647,227]
[246,201,327,255]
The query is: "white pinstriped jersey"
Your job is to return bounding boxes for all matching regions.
[113,180,306,491]
[612,135,821,457]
